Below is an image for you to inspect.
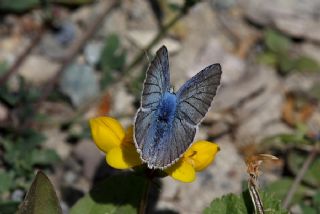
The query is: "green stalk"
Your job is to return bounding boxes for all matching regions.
[139,178,151,214]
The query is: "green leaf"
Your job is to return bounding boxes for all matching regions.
[0,0,39,12]
[0,61,8,76]
[70,174,146,214]
[0,171,13,193]
[128,65,148,98]
[310,82,320,100]
[294,56,319,72]
[99,34,126,88]
[204,190,287,214]
[258,191,288,214]
[0,86,19,106]
[17,171,62,214]
[0,201,20,214]
[50,0,94,5]
[260,132,311,152]
[168,3,182,11]
[203,193,247,214]
[279,55,296,74]
[257,52,278,66]
[279,55,320,74]
[300,203,317,214]
[264,29,291,53]
[264,178,310,205]
[30,149,60,165]
[288,150,320,187]
[313,191,320,208]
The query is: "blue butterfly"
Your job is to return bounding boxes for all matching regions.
[134,46,222,169]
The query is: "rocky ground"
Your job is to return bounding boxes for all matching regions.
[1,0,320,213]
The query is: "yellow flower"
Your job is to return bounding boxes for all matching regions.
[89,117,142,169]
[89,117,219,182]
[165,141,220,182]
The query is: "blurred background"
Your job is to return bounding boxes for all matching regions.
[0,0,320,213]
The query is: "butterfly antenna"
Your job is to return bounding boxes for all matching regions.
[144,49,151,64]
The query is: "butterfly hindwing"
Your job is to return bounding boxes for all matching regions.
[155,64,222,168]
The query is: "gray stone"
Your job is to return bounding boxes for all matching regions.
[73,140,104,180]
[123,0,157,30]
[18,55,59,85]
[64,171,78,185]
[39,34,68,60]
[11,189,24,201]
[301,42,320,63]
[84,41,104,66]
[110,83,135,116]
[186,38,246,87]
[0,36,29,66]
[44,129,71,160]
[232,65,286,141]
[284,72,320,92]
[38,20,79,59]
[60,63,100,107]
[307,111,320,135]
[241,0,320,42]
[55,22,76,46]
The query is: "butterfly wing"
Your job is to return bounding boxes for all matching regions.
[140,46,170,109]
[134,46,170,164]
[176,64,222,126]
[161,64,222,166]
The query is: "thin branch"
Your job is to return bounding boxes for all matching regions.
[283,148,319,209]
[0,28,45,85]
[248,176,265,214]
[36,0,120,105]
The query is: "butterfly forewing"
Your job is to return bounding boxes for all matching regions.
[134,46,170,163]
[176,64,222,126]
[141,46,170,109]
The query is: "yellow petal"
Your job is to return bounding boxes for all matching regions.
[123,126,134,145]
[89,117,125,153]
[106,143,142,169]
[165,159,196,183]
[184,141,219,171]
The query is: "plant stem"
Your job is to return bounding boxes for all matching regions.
[248,176,265,214]
[139,178,151,214]
[0,27,44,85]
[283,148,319,209]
